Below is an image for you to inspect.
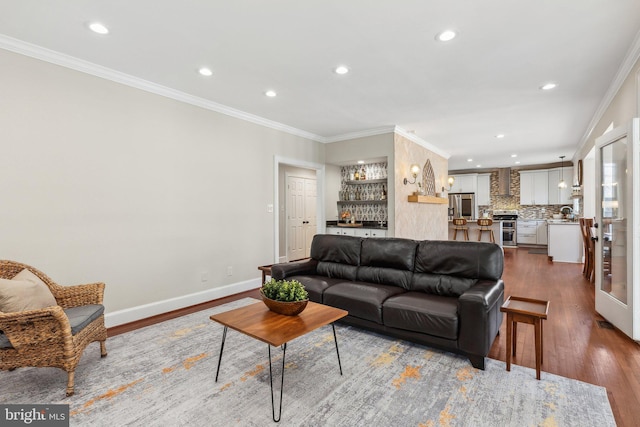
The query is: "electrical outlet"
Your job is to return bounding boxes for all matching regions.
[201,272,208,282]
[227,266,233,276]
[267,204,274,213]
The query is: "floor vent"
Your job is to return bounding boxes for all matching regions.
[597,320,614,329]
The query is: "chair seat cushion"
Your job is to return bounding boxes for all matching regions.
[323,282,405,324]
[383,292,459,340]
[0,304,104,349]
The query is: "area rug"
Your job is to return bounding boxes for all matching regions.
[1,298,615,426]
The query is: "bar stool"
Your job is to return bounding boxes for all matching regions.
[452,218,469,241]
[477,218,495,243]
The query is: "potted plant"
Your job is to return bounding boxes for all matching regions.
[260,279,309,316]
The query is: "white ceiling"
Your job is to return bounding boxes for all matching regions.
[1,0,640,170]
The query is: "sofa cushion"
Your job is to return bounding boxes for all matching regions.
[412,241,503,296]
[0,304,104,349]
[323,282,405,324]
[0,269,57,313]
[383,292,459,340]
[312,235,362,281]
[357,238,417,289]
[284,275,347,303]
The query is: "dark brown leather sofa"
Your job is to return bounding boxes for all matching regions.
[271,234,504,369]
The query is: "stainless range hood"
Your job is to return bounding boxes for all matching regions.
[498,168,512,196]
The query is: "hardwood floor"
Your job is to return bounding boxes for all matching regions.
[491,247,640,427]
[108,247,640,426]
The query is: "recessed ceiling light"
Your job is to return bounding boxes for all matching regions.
[540,82,557,91]
[476,164,481,168]
[335,65,350,75]
[467,158,473,162]
[357,160,365,164]
[436,30,457,42]
[198,67,213,77]
[88,22,109,35]
[496,134,505,139]
[265,90,277,97]
[515,161,521,164]
[511,154,517,158]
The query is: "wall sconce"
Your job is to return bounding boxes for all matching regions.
[403,164,421,185]
[447,176,455,189]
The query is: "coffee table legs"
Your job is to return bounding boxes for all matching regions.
[215,326,228,382]
[268,343,287,422]
[214,324,343,422]
[332,324,343,375]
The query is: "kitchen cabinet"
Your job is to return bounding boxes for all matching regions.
[326,227,356,236]
[518,220,547,245]
[520,171,549,205]
[548,222,582,263]
[536,221,548,245]
[449,174,476,193]
[354,229,387,238]
[476,174,491,206]
[547,167,574,205]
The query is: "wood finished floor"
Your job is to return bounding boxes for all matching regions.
[491,247,640,427]
[109,247,640,426]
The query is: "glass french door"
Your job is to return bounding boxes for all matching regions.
[594,118,639,340]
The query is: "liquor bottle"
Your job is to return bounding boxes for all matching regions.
[354,168,360,181]
[360,167,366,180]
[381,185,387,200]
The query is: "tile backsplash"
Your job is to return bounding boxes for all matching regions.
[478,170,573,220]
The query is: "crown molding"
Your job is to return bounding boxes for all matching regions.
[393,126,451,159]
[0,35,324,143]
[322,126,396,143]
[575,28,640,154]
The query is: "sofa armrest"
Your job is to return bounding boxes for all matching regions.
[457,279,504,357]
[271,259,319,280]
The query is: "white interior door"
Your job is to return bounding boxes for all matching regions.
[304,179,317,257]
[286,176,317,261]
[594,119,640,340]
[287,176,305,262]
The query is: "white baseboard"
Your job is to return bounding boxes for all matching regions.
[278,256,288,263]
[105,278,260,328]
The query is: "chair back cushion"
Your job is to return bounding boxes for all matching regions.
[0,269,56,313]
[311,234,362,281]
[412,241,503,297]
[357,238,417,289]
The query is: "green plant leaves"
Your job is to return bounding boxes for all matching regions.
[261,279,308,302]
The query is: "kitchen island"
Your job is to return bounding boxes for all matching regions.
[547,220,583,263]
[448,219,503,247]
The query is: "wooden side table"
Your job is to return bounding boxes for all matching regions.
[500,296,550,380]
[257,264,273,284]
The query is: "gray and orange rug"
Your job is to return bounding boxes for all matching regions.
[2,298,615,426]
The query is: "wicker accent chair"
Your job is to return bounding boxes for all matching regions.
[0,260,107,396]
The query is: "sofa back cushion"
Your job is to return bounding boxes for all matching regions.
[311,234,361,281]
[357,238,417,289]
[412,241,504,297]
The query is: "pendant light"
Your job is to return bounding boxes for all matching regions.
[558,156,567,188]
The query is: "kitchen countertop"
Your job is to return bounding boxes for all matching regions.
[547,220,580,225]
[326,221,388,230]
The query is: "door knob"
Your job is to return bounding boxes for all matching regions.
[591,235,599,242]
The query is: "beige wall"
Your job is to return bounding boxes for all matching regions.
[574,56,640,217]
[393,133,449,240]
[0,49,324,316]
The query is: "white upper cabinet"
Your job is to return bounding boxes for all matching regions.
[547,167,573,205]
[520,170,549,205]
[450,174,477,193]
[476,174,491,205]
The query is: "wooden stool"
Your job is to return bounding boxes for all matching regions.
[500,296,550,380]
[477,218,495,243]
[452,218,469,241]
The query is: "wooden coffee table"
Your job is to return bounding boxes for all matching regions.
[210,301,348,422]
